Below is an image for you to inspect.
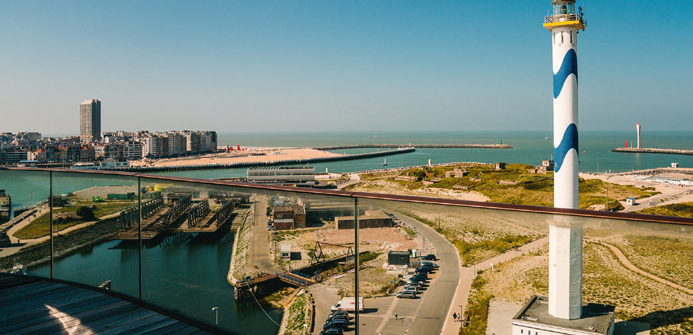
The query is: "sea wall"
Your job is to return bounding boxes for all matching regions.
[612,147,693,156]
[315,144,512,150]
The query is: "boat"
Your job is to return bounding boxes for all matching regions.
[382,158,388,166]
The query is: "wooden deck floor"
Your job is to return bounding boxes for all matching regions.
[0,274,236,335]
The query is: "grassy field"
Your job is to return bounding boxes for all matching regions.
[15,200,134,239]
[636,202,693,218]
[611,235,693,290]
[358,163,659,210]
[404,211,538,265]
[483,243,693,334]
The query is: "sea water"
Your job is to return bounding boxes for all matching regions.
[155,130,693,179]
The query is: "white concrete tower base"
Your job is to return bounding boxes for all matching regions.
[548,219,583,319]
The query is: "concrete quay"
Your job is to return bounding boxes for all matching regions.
[315,144,512,150]
[612,147,693,155]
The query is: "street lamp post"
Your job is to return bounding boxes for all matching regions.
[303,323,308,335]
[212,307,219,325]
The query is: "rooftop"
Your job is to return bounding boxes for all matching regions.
[513,296,615,334]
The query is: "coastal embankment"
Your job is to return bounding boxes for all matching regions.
[612,147,693,156]
[117,147,415,172]
[314,144,512,150]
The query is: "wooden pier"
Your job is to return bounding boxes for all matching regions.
[114,196,238,243]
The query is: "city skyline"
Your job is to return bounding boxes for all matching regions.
[1,1,691,134]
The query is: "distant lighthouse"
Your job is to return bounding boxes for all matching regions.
[544,0,585,320]
[637,122,642,149]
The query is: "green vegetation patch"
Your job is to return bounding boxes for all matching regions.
[15,200,134,239]
[285,292,310,334]
[460,275,493,335]
[402,226,417,238]
[455,235,534,265]
[385,163,660,210]
[636,202,693,218]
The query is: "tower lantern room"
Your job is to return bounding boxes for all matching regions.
[544,0,585,31]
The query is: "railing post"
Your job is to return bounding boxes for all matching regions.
[49,171,53,279]
[354,197,359,335]
[138,176,143,301]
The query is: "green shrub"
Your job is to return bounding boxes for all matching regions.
[76,206,96,221]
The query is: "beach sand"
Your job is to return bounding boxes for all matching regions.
[130,148,341,167]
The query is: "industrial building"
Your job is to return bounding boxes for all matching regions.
[272,205,306,230]
[335,210,393,229]
[247,166,316,185]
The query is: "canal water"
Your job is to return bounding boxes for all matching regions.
[28,234,282,335]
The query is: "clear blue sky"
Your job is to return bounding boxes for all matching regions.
[1,0,691,134]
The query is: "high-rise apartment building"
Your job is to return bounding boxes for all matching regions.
[80,99,102,144]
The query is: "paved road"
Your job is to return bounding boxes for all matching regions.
[250,195,281,274]
[330,212,460,335]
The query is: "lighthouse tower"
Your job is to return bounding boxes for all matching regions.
[545,0,585,320]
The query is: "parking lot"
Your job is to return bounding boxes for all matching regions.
[314,211,460,335]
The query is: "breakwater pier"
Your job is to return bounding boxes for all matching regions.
[612,147,693,156]
[111,147,415,172]
[314,144,512,150]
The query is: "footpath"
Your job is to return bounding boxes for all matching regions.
[440,236,549,335]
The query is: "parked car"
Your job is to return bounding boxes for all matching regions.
[320,328,343,335]
[403,286,419,294]
[327,310,350,319]
[406,279,424,288]
[326,314,349,324]
[404,284,420,292]
[396,291,417,299]
[421,261,439,268]
[412,273,428,280]
[410,276,427,283]
[323,318,348,330]
[422,254,437,261]
[416,266,433,274]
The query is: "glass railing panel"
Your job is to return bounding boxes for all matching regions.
[41,171,140,298]
[137,177,357,335]
[0,169,51,277]
[358,197,692,334]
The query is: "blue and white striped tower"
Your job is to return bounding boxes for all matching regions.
[544,0,585,320]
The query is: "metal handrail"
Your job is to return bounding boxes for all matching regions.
[2,167,691,226]
[544,14,583,24]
